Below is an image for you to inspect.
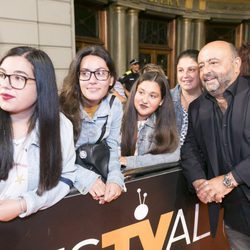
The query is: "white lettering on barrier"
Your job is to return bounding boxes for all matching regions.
[193,203,210,242]
[73,239,99,249]
[166,208,191,250]
[58,239,99,250]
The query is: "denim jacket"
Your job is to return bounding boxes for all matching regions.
[125,114,180,169]
[170,84,183,135]
[19,113,76,217]
[74,94,124,194]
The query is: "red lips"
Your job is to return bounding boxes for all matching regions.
[139,104,148,109]
[1,93,15,100]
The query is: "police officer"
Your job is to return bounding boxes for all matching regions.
[119,59,140,96]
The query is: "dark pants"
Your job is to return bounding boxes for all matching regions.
[225,224,250,250]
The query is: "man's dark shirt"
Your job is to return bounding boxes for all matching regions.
[205,79,250,236]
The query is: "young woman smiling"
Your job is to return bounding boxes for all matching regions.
[171,49,202,145]
[60,45,124,204]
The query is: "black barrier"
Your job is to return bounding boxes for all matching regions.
[0,163,229,250]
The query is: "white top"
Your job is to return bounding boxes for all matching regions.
[180,106,188,146]
[0,136,29,199]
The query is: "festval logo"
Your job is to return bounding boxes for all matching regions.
[134,188,148,221]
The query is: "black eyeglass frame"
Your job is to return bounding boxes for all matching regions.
[78,69,110,81]
[0,72,36,90]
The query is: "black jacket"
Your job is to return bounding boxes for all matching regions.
[181,76,250,236]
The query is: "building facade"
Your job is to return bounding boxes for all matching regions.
[0,0,75,89]
[0,0,250,88]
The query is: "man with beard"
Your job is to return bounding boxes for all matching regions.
[181,40,250,249]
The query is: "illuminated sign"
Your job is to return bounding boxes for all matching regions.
[148,0,180,6]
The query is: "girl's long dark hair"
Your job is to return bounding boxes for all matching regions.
[60,45,117,142]
[0,46,62,195]
[121,72,179,156]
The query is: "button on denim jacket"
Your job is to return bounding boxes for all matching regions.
[125,114,180,169]
[74,94,125,194]
[19,113,76,217]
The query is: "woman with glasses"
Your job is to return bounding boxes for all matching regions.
[60,45,124,204]
[0,46,76,221]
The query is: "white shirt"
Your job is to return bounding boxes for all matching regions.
[0,136,29,199]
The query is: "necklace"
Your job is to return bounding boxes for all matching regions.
[181,91,201,111]
[181,92,190,111]
[13,135,30,185]
[0,130,32,199]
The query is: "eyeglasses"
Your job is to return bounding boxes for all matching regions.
[0,71,36,90]
[79,69,110,81]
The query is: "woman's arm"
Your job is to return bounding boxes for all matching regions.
[0,198,26,221]
[122,145,180,170]
[110,89,127,103]
[74,165,101,195]
[102,98,125,202]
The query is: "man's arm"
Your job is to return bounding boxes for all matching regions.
[181,105,207,192]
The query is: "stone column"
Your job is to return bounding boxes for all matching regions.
[127,9,139,65]
[176,17,182,58]
[243,20,250,43]
[193,19,205,50]
[180,17,193,51]
[111,5,127,77]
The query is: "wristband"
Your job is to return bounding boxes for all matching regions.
[18,197,26,214]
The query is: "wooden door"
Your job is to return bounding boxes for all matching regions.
[139,47,174,87]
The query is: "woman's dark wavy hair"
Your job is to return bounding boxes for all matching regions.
[121,72,179,156]
[176,49,199,64]
[0,46,62,195]
[60,45,117,142]
[238,42,250,77]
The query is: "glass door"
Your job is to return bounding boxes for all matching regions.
[139,48,173,86]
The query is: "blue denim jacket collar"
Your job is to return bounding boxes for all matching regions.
[171,84,183,134]
[144,113,156,128]
[81,95,111,121]
[137,114,156,155]
[171,84,181,103]
[29,123,40,147]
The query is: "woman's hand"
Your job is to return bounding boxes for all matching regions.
[119,156,127,166]
[0,198,26,221]
[104,183,122,203]
[88,178,106,201]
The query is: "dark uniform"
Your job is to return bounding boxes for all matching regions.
[119,70,139,92]
[119,58,140,92]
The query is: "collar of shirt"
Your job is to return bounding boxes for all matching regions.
[205,76,239,102]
